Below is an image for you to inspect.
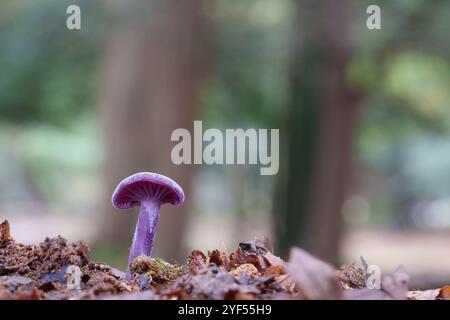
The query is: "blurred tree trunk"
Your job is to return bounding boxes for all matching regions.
[275,0,360,264]
[97,0,210,261]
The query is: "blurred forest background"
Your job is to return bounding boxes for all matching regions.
[0,0,449,288]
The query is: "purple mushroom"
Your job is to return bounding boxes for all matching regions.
[111,172,185,278]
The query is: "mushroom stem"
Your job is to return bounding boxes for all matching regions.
[127,199,161,279]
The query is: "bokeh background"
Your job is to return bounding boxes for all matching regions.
[1,0,449,289]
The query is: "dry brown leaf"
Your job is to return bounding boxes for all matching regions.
[274,274,296,292]
[337,261,366,289]
[264,265,284,276]
[287,247,342,300]
[0,220,13,247]
[186,250,207,274]
[208,249,225,267]
[224,291,256,300]
[262,251,285,268]
[438,285,450,300]
[229,263,259,280]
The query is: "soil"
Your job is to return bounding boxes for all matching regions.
[0,220,448,300]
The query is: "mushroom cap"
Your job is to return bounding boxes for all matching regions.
[112,172,185,210]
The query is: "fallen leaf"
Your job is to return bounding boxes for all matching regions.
[438,285,450,300]
[287,247,342,300]
[262,251,285,269]
[407,289,440,300]
[264,265,284,276]
[208,249,225,267]
[229,263,259,280]
[381,265,409,300]
[224,290,255,300]
[186,250,207,274]
[337,261,366,289]
[0,220,13,247]
[274,274,296,292]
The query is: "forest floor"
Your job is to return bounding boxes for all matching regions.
[3,212,450,289]
[1,220,448,300]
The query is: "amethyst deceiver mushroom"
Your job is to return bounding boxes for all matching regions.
[111,172,184,278]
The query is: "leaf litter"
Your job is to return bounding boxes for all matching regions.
[0,220,448,300]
